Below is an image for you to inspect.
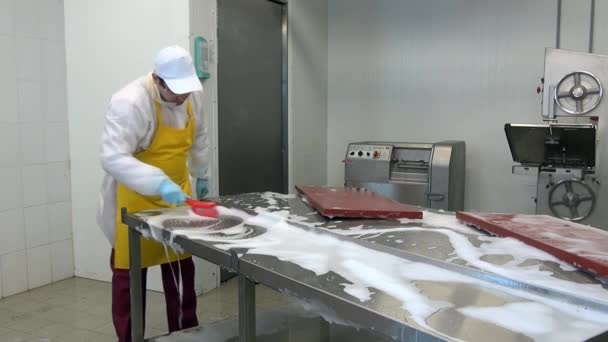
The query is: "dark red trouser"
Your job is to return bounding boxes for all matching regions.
[110,250,199,342]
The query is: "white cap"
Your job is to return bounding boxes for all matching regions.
[154,45,202,94]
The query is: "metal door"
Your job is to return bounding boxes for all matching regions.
[218,0,287,195]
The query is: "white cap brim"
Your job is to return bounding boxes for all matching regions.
[164,74,203,94]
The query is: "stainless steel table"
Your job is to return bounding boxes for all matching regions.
[122,192,608,342]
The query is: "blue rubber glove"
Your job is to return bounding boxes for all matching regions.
[196,178,209,199]
[158,179,186,205]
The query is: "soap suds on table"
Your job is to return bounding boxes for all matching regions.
[137,203,608,341]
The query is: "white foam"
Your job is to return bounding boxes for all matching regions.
[261,192,294,205]
[140,207,608,340]
[343,258,452,324]
[459,302,607,341]
[250,207,324,228]
[286,292,362,328]
[540,231,608,262]
[332,226,599,300]
[342,283,374,302]
[400,210,477,234]
[462,303,557,336]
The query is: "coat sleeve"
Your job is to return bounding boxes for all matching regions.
[189,91,210,180]
[100,98,168,195]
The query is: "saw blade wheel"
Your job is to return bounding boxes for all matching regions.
[554,71,603,115]
[548,178,596,222]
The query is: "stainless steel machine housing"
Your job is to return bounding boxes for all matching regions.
[542,48,608,119]
[506,123,605,226]
[344,141,465,211]
[506,48,608,229]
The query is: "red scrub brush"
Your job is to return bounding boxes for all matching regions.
[185,198,219,218]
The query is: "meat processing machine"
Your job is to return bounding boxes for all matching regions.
[507,48,608,229]
[344,141,465,211]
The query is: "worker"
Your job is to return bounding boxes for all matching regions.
[97,45,210,341]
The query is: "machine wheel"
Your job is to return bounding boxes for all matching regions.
[548,179,596,222]
[554,71,603,115]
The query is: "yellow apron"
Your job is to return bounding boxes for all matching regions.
[113,82,195,269]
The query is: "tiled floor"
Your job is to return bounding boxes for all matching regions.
[0,277,288,341]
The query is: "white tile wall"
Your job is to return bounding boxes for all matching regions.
[0,208,25,255]
[45,123,70,162]
[24,205,50,248]
[15,36,42,81]
[0,78,19,124]
[15,0,40,38]
[0,0,72,298]
[48,202,71,242]
[21,164,47,207]
[0,38,19,123]
[0,167,22,211]
[44,81,68,123]
[0,0,15,36]
[40,0,64,41]
[0,124,20,167]
[51,240,73,282]
[27,244,52,289]
[46,162,70,203]
[42,40,66,83]
[0,34,17,79]
[17,80,43,123]
[19,123,45,165]
[1,250,28,296]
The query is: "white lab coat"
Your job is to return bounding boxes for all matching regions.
[97,73,209,245]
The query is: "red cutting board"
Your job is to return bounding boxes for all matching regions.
[456,212,608,277]
[295,185,423,219]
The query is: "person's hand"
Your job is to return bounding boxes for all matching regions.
[196,178,209,199]
[158,179,186,205]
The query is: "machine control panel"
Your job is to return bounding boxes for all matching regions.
[347,144,392,161]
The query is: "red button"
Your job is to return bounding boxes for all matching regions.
[373,151,380,159]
